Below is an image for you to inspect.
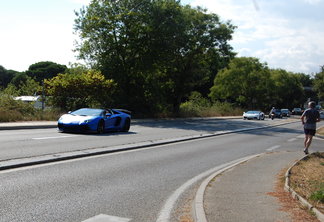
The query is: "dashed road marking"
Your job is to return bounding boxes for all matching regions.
[287,138,297,142]
[82,214,131,222]
[266,145,281,151]
[32,135,79,140]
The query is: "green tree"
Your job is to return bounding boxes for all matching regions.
[5,74,41,96]
[45,69,116,110]
[209,57,273,110]
[270,69,305,109]
[313,66,324,101]
[74,0,235,114]
[0,65,17,89]
[295,73,316,103]
[26,61,67,83]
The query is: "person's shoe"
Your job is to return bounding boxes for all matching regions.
[304,148,309,155]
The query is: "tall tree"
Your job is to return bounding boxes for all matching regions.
[0,66,17,89]
[26,61,67,83]
[209,57,273,110]
[270,69,305,109]
[74,0,235,114]
[295,72,316,102]
[313,66,324,101]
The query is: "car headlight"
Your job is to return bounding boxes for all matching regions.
[81,119,92,124]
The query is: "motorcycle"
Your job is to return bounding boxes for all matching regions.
[269,112,275,120]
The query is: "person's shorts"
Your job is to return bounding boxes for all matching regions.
[304,128,316,136]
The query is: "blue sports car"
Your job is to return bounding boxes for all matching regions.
[58,108,131,133]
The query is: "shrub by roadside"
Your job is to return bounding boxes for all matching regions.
[179,92,243,117]
[0,94,61,122]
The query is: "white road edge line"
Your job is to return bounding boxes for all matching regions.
[194,153,262,222]
[156,154,261,222]
[82,214,131,222]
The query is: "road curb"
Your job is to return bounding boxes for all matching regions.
[284,155,324,222]
[193,154,262,222]
[0,122,57,130]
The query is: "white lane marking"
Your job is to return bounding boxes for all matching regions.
[82,214,131,222]
[32,135,79,140]
[266,145,281,151]
[288,138,297,142]
[156,154,260,222]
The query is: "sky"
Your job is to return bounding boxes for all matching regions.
[1,0,323,74]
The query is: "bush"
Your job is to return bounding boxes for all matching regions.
[0,94,35,122]
[179,92,243,117]
[0,93,61,122]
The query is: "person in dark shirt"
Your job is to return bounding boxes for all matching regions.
[301,101,320,154]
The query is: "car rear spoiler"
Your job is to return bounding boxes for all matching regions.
[114,109,132,115]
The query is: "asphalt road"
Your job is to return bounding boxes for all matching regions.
[0,118,293,161]
[0,119,323,222]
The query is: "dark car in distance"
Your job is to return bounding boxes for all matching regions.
[269,109,282,118]
[292,108,303,115]
[281,109,290,117]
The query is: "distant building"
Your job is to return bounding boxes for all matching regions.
[14,96,44,109]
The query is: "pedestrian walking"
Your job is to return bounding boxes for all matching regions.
[301,101,320,154]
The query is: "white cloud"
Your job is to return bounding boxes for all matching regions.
[188,0,324,74]
[303,0,322,5]
[69,0,90,4]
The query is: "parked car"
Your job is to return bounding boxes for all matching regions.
[320,111,324,119]
[281,109,290,117]
[292,108,303,115]
[58,108,131,133]
[243,111,265,120]
[315,105,322,110]
[269,109,282,118]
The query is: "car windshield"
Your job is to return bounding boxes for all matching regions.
[70,108,104,116]
[246,111,259,114]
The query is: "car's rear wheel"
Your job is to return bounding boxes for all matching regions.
[97,120,105,134]
[122,118,130,132]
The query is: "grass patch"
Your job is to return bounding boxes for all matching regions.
[0,108,62,122]
[289,152,324,213]
[0,94,61,122]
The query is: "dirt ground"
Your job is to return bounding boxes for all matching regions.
[289,152,324,214]
[268,166,321,222]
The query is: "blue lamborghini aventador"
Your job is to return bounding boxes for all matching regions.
[58,108,131,133]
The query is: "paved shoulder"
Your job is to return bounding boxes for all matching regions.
[204,151,302,222]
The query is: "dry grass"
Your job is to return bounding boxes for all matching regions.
[289,152,324,214]
[268,167,320,222]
